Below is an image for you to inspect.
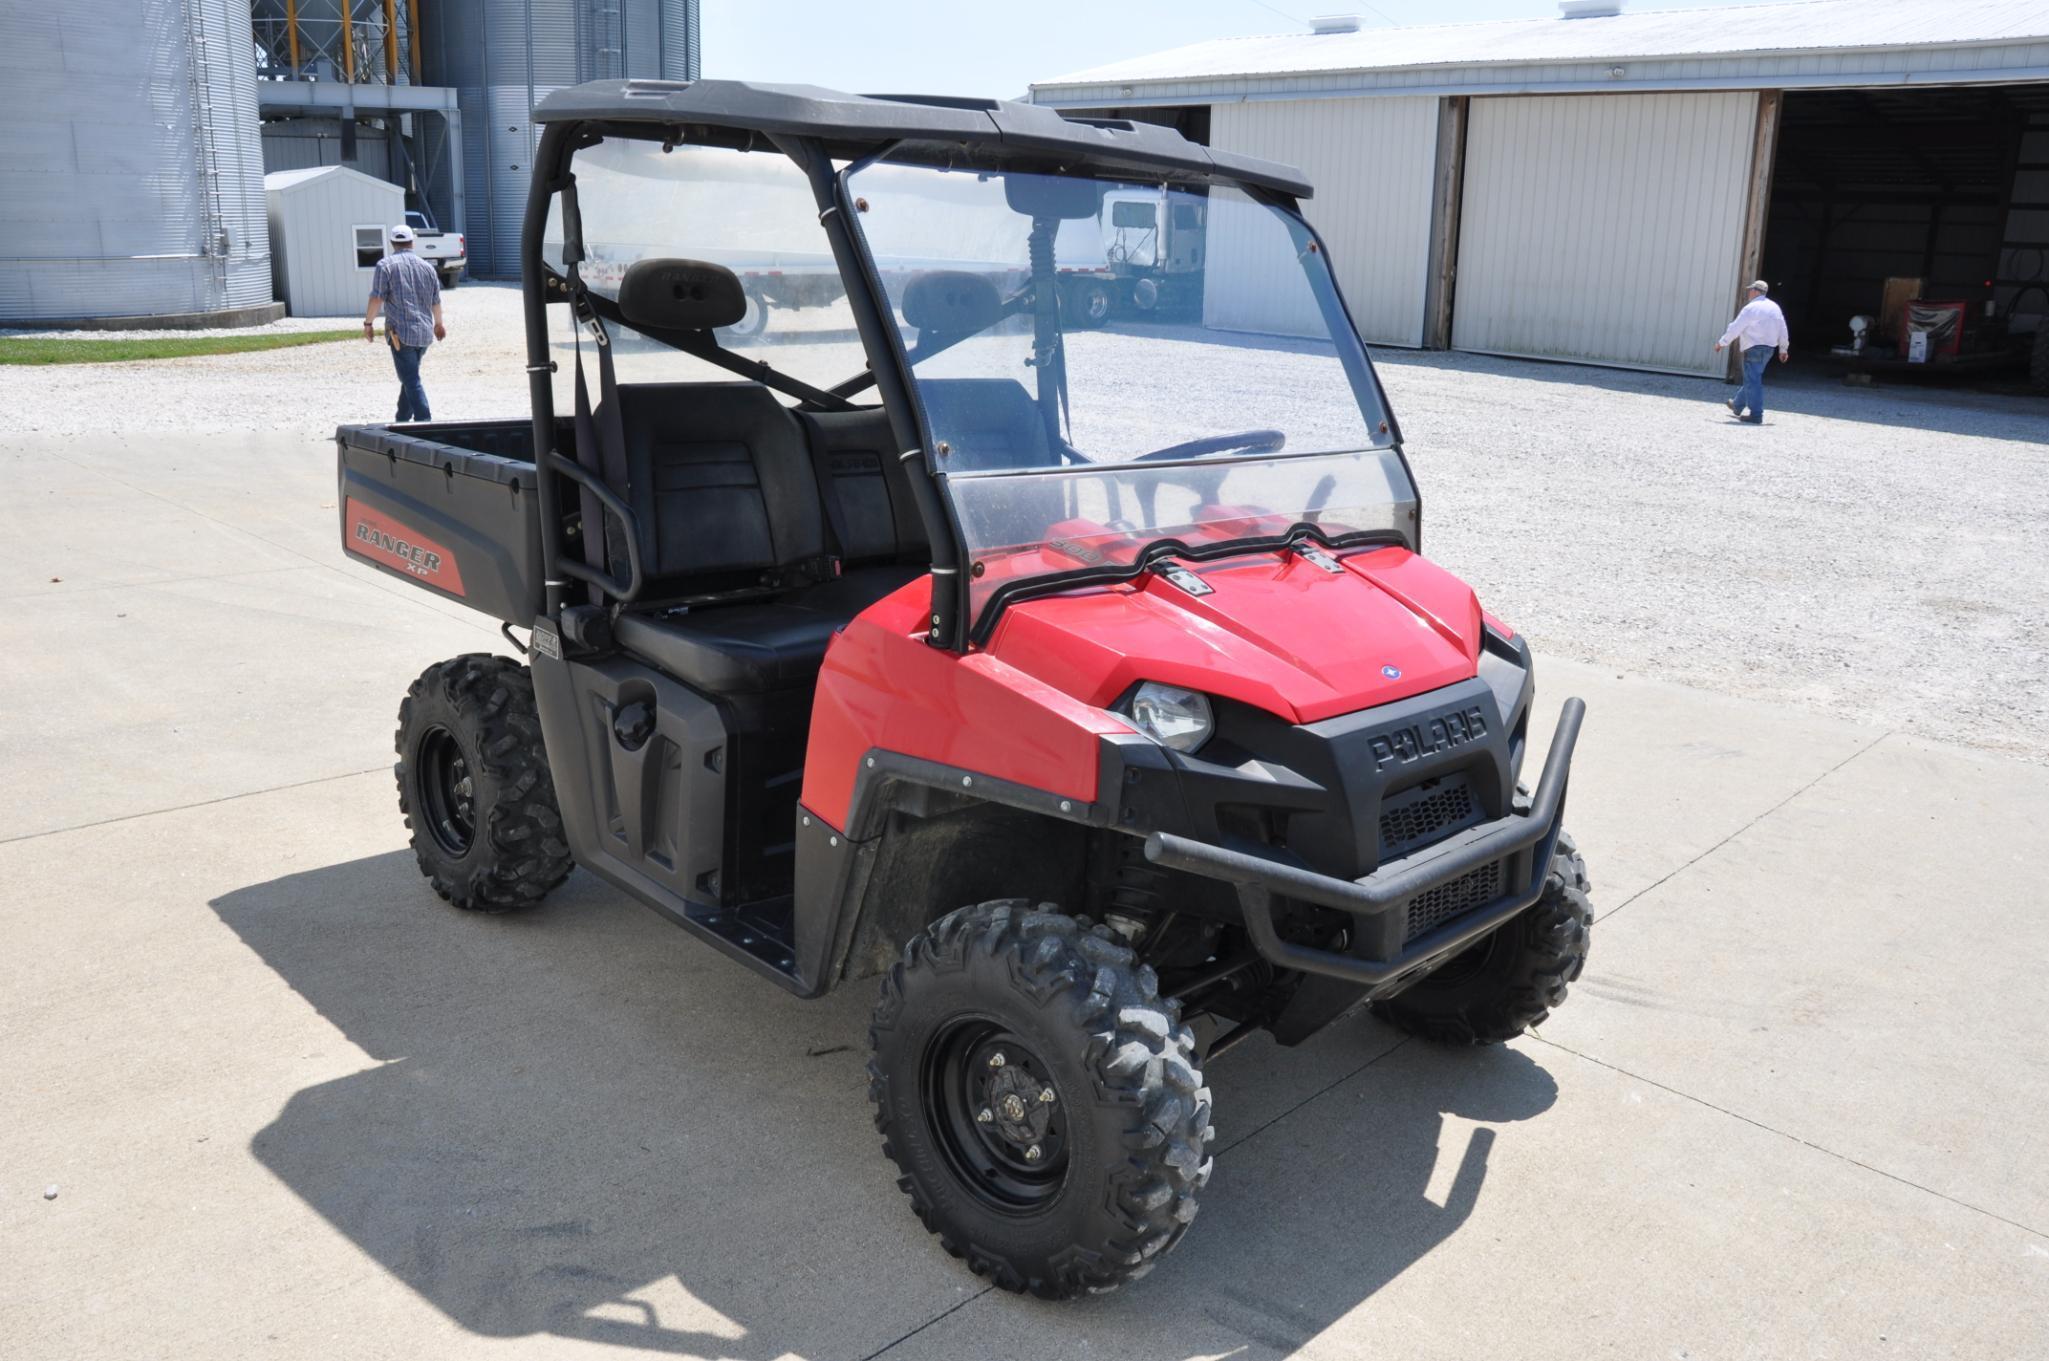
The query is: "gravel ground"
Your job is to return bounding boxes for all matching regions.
[1373,349,2049,762]
[12,279,2047,757]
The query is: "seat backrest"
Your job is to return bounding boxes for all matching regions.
[611,382,827,594]
[915,378,1055,473]
[796,408,930,568]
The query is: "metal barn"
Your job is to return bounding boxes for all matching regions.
[265,165,406,317]
[1031,0,2049,383]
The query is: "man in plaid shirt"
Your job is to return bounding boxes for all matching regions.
[362,224,446,422]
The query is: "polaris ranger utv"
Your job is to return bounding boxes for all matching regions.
[337,79,1593,1298]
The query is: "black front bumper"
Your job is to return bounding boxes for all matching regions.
[1143,699,1583,991]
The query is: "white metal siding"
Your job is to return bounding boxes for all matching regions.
[0,0,272,321]
[1452,92,1757,376]
[1207,96,1438,346]
[1033,0,2049,105]
[268,169,404,317]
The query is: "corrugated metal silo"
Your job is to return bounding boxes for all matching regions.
[0,0,275,324]
[420,0,699,277]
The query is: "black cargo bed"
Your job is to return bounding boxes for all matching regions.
[336,419,567,625]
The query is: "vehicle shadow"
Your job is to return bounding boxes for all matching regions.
[213,851,1558,1358]
[1054,1035,1561,1356]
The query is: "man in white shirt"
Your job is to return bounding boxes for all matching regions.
[1714,280,1790,424]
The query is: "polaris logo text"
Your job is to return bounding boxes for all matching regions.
[355,521,444,577]
[1369,706,1488,772]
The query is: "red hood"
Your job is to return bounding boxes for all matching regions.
[984,546,1484,725]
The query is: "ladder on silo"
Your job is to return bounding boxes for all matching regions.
[181,0,232,306]
[587,0,625,80]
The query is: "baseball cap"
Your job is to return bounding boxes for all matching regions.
[390,224,415,243]
[1749,279,1769,294]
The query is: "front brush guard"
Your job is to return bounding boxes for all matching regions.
[1144,699,1585,991]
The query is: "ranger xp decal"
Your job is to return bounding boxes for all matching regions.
[345,499,467,595]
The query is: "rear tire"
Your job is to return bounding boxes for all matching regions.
[869,901,1213,1298]
[1374,832,1592,1046]
[396,654,572,912]
[2031,323,2049,395]
[723,287,769,341]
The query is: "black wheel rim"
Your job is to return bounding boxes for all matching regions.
[416,725,476,857]
[921,1017,1068,1214]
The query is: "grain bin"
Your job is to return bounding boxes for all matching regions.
[417,0,699,277]
[0,0,276,326]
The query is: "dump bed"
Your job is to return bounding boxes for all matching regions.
[336,419,560,625]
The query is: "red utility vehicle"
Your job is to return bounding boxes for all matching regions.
[338,79,1593,1298]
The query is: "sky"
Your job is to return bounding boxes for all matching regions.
[699,0,1764,98]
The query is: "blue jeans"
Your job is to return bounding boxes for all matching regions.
[391,343,431,422]
[1734,343,1774,421]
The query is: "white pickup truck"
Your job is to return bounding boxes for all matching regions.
[403,211,466,287]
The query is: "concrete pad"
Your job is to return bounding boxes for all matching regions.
[0,441,308,596]
[2,773,969,1361]
[0,565,495,840]
[10,738,2046,1360]
[1527,658,1878,907]
[21,431,349,567]
[0,760,1415,1361]
[1541,730,2049,1231]
[880,1038,2049,1361]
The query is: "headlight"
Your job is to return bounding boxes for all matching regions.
[1123,682,1214,754]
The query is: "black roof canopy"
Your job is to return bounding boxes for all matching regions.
[534,78,1314,199]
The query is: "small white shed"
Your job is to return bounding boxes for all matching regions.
[264,166,406,318]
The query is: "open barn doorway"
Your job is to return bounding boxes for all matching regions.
[1760,86,2049,393]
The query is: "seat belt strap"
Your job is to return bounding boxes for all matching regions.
[570,274,635,587]
[566,274,610,602]
[804,435,853,563]
[590,303,632,571]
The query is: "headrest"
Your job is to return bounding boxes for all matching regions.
[617,258,746,331]
[901,271,1003,337]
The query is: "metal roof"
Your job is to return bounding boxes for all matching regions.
[1031,0,2049,104]
[262,165,401,195]
[532,79,1316,196]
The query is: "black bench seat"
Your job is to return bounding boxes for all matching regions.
[594,381,929,698]
[613,565,920,696]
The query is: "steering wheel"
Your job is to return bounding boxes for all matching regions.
[1131,429,1286,463]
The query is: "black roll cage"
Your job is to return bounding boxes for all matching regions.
[519,83,1412,651]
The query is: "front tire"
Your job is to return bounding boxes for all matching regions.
[396,654,573,912]
[869,901,1213,1298]
[1062,277,1112,329]
[1374,831,1593,1045]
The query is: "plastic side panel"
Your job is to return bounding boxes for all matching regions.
[528,650,728,909]
[801,586,1129,833]
[337,437,541,624]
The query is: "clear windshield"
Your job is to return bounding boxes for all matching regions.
[844,160,1413,623]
